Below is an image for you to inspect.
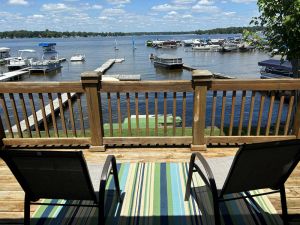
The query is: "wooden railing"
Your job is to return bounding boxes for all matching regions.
[0,70,300,151]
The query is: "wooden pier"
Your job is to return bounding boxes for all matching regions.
[103,74,141,81]
[95,58,125,74]
[7,93,76,133]
[0,68,29,82]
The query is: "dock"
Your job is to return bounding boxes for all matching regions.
[183,64,235,79]
[95,58,125,74]
[0,68,29,82]
[8,93,76,133]
[103,74,141,81]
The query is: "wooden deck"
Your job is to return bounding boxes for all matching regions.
[0,147,299,224]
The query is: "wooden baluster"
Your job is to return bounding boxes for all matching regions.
[48,93,59,137]
[256,93,265,136]
[210,91,217,136]
[19,93,32,138]
[77,94,85,137]
[58,93,68,137]
[81,71,105,151]
[173,92,177,136]
[220,91,226,136]
[229,91,236,136]
[293,91,300,138]
[0,94,13,138]
[9,93,23,138]
[0,113,5,148]
[238,91,246,136]
[164,92,167,136]
[126,93,132,136]
[145,92,149,136]
[265,92,275,136]
[284,94,295,135]
[275,95,285,135]
[247,91,256,136]
[154,92,158,136]
[182,92,186,136]
[28,93,40,138]
[38,93,49,137]
[135,92,139,136]
[117,92,122,136]
[67,93,77,137]
[107,92,113,137]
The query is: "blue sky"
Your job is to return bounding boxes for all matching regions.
[0,0,259,32]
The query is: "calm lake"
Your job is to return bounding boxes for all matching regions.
[0,34,269,81]
[1,35,285,132]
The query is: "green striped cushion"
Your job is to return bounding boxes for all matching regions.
[32,163,283,225]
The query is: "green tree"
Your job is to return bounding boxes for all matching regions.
[252,0,300,77]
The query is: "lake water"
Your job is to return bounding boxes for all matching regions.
[0,34,269,81]
[1,35,287,133]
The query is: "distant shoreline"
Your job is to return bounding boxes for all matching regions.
[0,26,262,39]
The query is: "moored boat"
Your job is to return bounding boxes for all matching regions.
[70,54,85,62]
[7,49,38,71]
[153,54,183,69]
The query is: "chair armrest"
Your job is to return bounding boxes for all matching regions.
[193,152,218,196]
[99,155,115,193]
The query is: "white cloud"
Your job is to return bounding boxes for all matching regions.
[42,3,72,12]
[91,5,103,9]
[221,0,228,3]
[102,8,126,15]
[31,14,44,18]
[168,11,178,15]
[223,11,236,16]
[151,4,187,11]
[195,0,214,5]
[231,0,256,3]
[192,5,220,13]
[182,14,193,18]
[8,0,28,5]
[106,0,130,4]
[172,0,196,4]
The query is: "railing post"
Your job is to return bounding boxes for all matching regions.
[81,71,105,151]
[191,70,213,151]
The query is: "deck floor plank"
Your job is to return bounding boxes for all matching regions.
[0,147,299,224]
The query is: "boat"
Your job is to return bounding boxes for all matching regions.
[114,39,119,51]
[30,43,62,74]
[70,54,85,62]
[7,49,38,71]
[258,59,293,79]
[182,39,194,47]
[238,42,256,52]
[192,44,211,51]
[220,43,238,52]
[153,54,183,69]
[0,47,10,65]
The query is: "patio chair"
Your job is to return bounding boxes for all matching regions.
[185,140,300,225]
[0,150,121,225]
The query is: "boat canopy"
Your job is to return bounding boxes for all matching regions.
[38,43,56,47]
[258,59,292,72]
[0,47,10,52]
[157,54,182,60]
[18,49,36,53]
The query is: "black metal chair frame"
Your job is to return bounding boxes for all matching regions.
[0,150,121,225]
[185,149,299,225]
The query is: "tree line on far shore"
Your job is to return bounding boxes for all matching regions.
[0,26,263,39]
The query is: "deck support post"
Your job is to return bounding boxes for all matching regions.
[191,70,213,151]
[81,71,105,151]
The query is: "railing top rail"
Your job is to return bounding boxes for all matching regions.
[2,78,300,94]
[100,80,193,92]
[0,81,84,93]
[209,79,300,91]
